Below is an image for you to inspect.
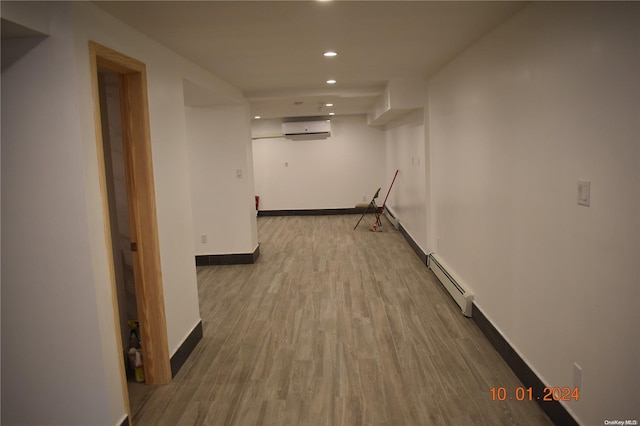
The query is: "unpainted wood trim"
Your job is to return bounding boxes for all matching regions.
[119,68,172,384]
[90,41,145,74]
[89,41,172,390]
[88,41,132,423]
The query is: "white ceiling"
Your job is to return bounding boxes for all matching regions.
[94,1,526,119]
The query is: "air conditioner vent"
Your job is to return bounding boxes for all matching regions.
[282,118,331,139]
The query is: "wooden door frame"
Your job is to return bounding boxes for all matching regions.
[89,41,172,399]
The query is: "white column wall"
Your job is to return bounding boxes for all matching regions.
[186,105,258,256]
[384,109,429,251]
[428,3,639,424]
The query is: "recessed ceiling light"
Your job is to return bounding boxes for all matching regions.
[325,103,333,107]
[329,112,335,116]
[323,51,337,57]
[326,79,336,84]
[254,115,261,119]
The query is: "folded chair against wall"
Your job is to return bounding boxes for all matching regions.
[353,187,381,230]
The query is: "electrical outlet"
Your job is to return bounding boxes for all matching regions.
[573,363,582,387]
[201,234,207,244]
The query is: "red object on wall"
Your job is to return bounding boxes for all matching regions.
[255,195,259,210]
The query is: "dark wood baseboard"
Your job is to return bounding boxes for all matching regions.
[258,207,379,217]
[170,320,203,378]
[195,245,261,266]
[472,304,578,426]
[399,224,428,265]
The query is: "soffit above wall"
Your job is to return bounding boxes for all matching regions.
[94,1,527,119]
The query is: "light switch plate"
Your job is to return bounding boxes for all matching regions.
[577,180,591,207]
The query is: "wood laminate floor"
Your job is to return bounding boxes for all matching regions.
[131,215,552,425]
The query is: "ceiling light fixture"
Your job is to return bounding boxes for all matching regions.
[323,51,337,57]
[329,112,335,116]
[326,79,336,84]
[325,103,333,107]
[254,115,261,119]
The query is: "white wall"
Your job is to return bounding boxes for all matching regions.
[252,115,386,210]
[1,3,113,424]
[186,105,258,255]
[384,109,429,250]
[2,1,253,424]
[428,2,639,424]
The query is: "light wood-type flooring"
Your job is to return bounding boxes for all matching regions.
[131,215,552,425]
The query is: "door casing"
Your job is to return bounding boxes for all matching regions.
[89,41,172,417]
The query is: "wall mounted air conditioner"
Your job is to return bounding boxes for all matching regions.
[282,118,331,139]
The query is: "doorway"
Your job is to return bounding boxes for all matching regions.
[89,41,172,420]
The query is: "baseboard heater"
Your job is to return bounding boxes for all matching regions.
[427,254,474,317]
